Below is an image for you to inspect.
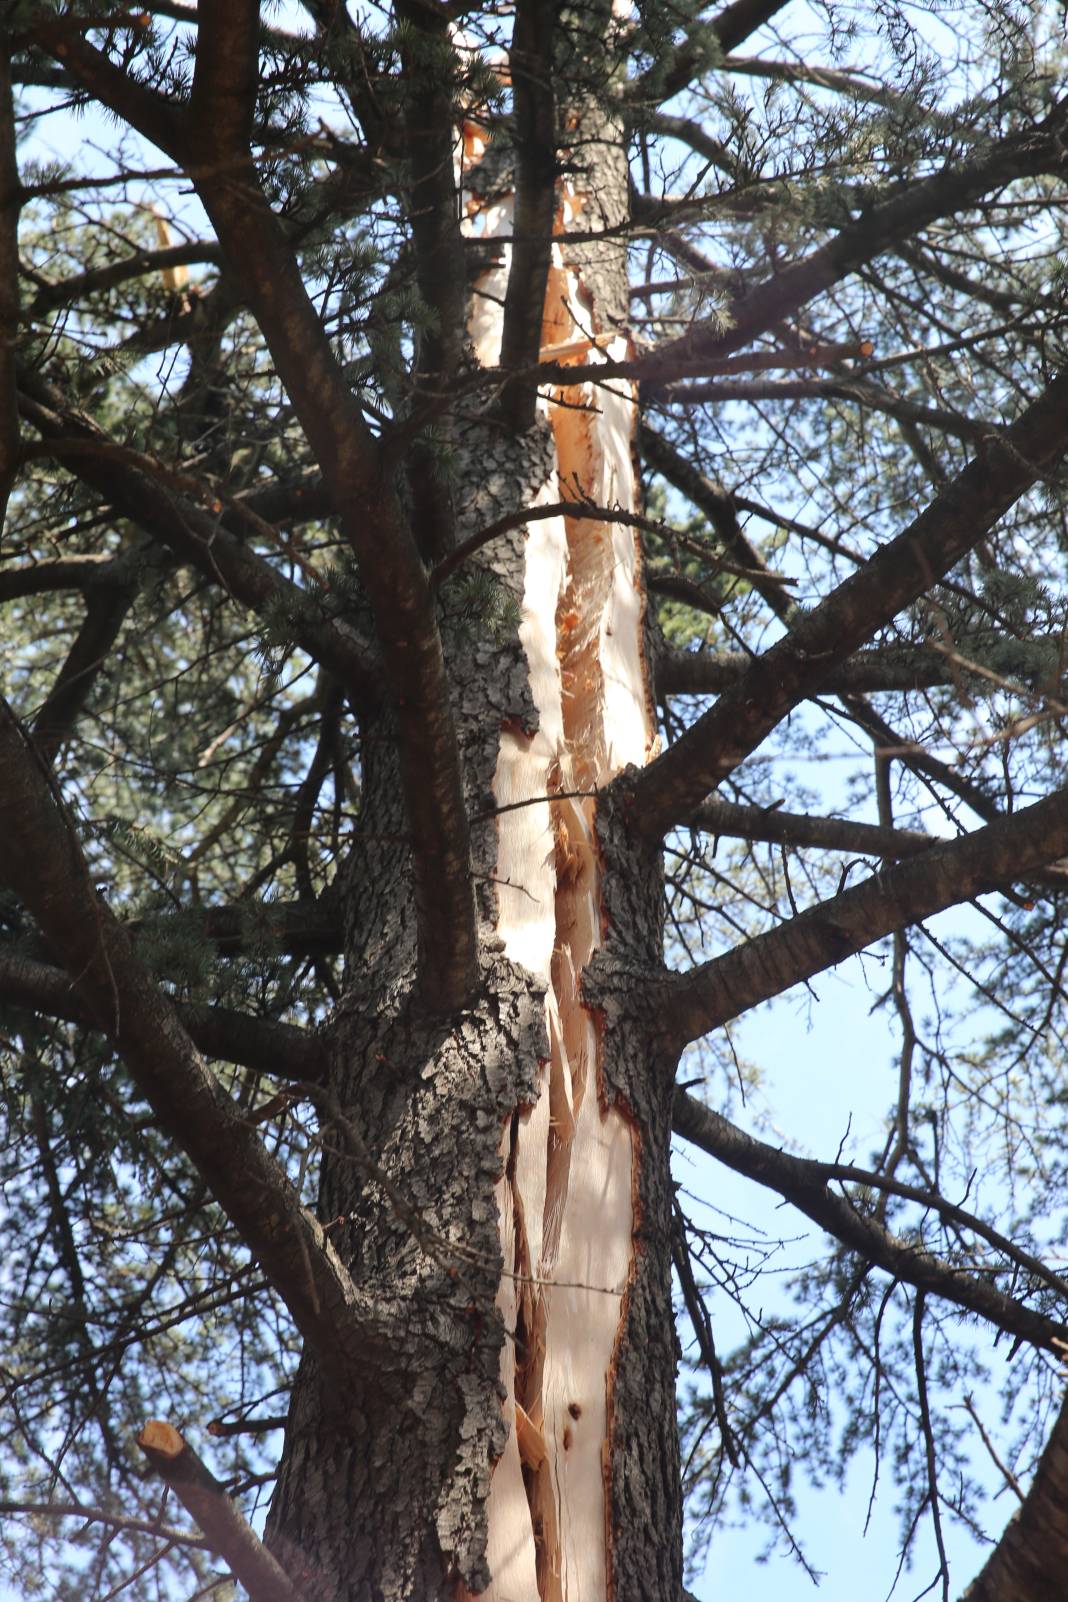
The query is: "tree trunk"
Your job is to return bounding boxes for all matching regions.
[266,67,683,1602]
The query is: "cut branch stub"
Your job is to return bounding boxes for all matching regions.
[138,1421,306,1602]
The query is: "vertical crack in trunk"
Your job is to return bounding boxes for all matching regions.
[472,152,656,1600]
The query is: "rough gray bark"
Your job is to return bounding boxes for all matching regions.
[961,1394,1068,1602]
[264,16,685,1592]
[264,417,682,1598]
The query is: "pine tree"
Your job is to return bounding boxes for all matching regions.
[2,3,1068,1599]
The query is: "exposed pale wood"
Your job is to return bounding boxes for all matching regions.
[473,147,550,1602]
[515,1401,548,1471]
[538,331,615,361]
[150,205,189,291]
[474,136,655,1599]
[139,1419,183,1458]
[484,1153,538,1600]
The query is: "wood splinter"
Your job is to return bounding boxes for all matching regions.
[137,1420,305,1602]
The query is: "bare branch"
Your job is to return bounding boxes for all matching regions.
[0,1500,208,1550]
[643,101,1068,375]
[27,242,222,318]
[658,374,987,443]
[433,497,789,591]
[628,0,792,105]
[185,10,477,1011]
[31,580,137,766]
[624,365,1068,841]
[671,1093,1068,1353]
[207,1415,289,1439]
[658,646,923,696]
[16,367,380,704]
[32,16,186,157]
[0,948,328,1080]
[497,0,558,428]
[688,796,934,859]
[45,14,479,1014]
[395,0,469,394]
[0,47,20,532]
[656,781,1068,1050]
[640,111,734,176]
[0,553,130,601]
[640,424,795,622]
[723,52,906,107]
[189,1,260,151]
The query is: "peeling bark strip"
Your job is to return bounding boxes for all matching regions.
[469,142,657,1601]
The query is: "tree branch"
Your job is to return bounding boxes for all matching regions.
[656,645,916,696]
[138,1420,305,1602]
[0,47,20,533]
[43,13,479,1014]
[692,792,1068,895]
[643,100,1068,375]
[0,1500,207,1550]
[186,8,477,1010]
[0,553,130,602]
[27,242,222,318]
[497,0,558,428]
[656,781,1068,1050]
[836,693,1006,827]
[171,898,342,959]
[433,496,788,591]
[671,1092,1068,1352]
[394,0,468,396]
[16,367,380,704]
[654,641,1064,697]
[640,111,734,177]
[689,796,934,859]
[0,948,327,1080]
[628,0,791,105]
[0,697,394,1394]
[189,1,260,150]
[658,374,986,442]
[723,52,906,107]
[30,578,137,765]
[640,424,795,622]
[623,365,1068,841]
[32,15,186,157]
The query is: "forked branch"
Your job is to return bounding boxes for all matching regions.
[672,1093,1068,1352]
[644,98,1068,373]
[43,9,480,1015]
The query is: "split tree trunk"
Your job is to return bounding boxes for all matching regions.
[266,59,682,1602]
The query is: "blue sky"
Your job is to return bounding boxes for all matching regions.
[680,935,1009,1602]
